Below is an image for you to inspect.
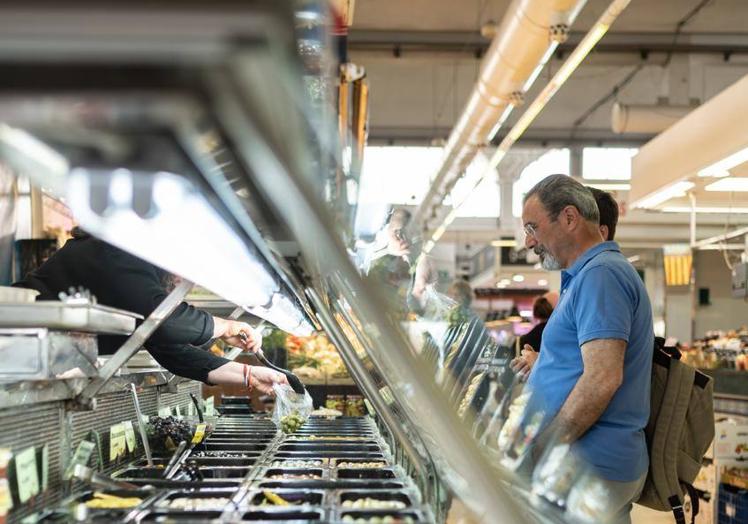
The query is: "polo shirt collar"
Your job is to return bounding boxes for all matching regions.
[561,241,621,287]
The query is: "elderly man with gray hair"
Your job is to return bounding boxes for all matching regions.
[520,174,653,523]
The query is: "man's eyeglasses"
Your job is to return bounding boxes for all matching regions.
[523,223,538,238]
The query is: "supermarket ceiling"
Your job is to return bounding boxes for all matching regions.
[348,0,748,147]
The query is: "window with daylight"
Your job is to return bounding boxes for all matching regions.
[449,152,500,218]
[582,147,638,180]
[512,149,570,217]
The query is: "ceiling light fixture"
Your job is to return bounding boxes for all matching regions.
[704,177,748,192]
[490,239,518,248]
[697,146,748,178]
[422,0,631,254]
[661,206,748,214]
[633,181,694,209]
[512,274,525,283]
[538,279,548,286]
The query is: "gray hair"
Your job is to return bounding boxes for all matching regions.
[523,174,600,224]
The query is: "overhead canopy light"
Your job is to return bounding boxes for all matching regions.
[697,147,748,178]
[630,75,748,208]
[704,177,748,192]
[661,206,748,214]
[66,168,314,335]
[633,181,694,209]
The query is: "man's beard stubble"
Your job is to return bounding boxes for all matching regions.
[536,246,561,271]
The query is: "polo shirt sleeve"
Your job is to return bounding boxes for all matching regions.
[573,265,633,346]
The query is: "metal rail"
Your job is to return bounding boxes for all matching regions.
[76,279,194,408]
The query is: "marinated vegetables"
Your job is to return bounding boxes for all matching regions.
[270,460,323,468]
[280,411,306,434]
[337,461,386,469]
[341,498,406,509]
[164,497,230,510]
[84,492,142,509]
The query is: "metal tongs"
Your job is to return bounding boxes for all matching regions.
[71,464,138,491]
[238,332,306,395]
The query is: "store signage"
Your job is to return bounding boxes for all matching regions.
[123,421,137,453]
[204,397,215,416]
[64,440,95,480]
[14,446,39,503]
[191,424,207,444]
[40,445,49,492]
[109,424,127,461]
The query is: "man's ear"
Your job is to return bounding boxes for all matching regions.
[561,205,580,229]
[599,225,609,241]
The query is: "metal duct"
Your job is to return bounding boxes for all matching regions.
[611,102,693,134]
[413,0,588,228]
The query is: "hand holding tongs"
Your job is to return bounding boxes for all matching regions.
[238,330,306,395]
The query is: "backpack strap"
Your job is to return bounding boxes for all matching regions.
[684,483,699,524]
[668,495,686,524]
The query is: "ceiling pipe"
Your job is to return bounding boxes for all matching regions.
[611,102,694,134]
[412,0,588,230]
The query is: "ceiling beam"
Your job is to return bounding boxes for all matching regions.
[367,126,651,147]
[349,30,748,57]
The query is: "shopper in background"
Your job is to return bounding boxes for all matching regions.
[511,187,619,379]
[588,186,620,242]
[513,296,554,379]
[13,228,288,394]
[521,175,652,523]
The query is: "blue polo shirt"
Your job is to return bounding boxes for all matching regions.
[527,241,653,482]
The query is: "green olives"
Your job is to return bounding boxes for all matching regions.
[279,411,306,434]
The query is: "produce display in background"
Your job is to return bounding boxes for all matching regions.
[284,332,349,380]
[682,327,748,370]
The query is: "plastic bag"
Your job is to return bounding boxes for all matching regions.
[272,383,313,433]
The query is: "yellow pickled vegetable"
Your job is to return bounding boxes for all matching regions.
[262,490,290,506]
[84,492,142,509]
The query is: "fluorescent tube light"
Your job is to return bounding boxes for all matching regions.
[426,0,631,253]
[633,181,694,209]
[661,206,748,214]
[67,168,278,310]
[704,177,748,192]
[697,146,748,178]
[490,239,518,247]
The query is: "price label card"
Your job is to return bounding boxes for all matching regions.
[191,423,207,444]
[204,396,215,416]
[15,447,39,503]
[64,440,95,480]
[0,478,12,513]
[123,421,137,453]
[109,424,126,462]
[40,445,49,492]
[158,407,171,418]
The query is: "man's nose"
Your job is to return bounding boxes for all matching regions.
[525,234,536,250]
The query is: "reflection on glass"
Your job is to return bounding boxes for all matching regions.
[340,203,617,522]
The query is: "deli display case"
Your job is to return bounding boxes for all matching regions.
[0,2,615,523]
